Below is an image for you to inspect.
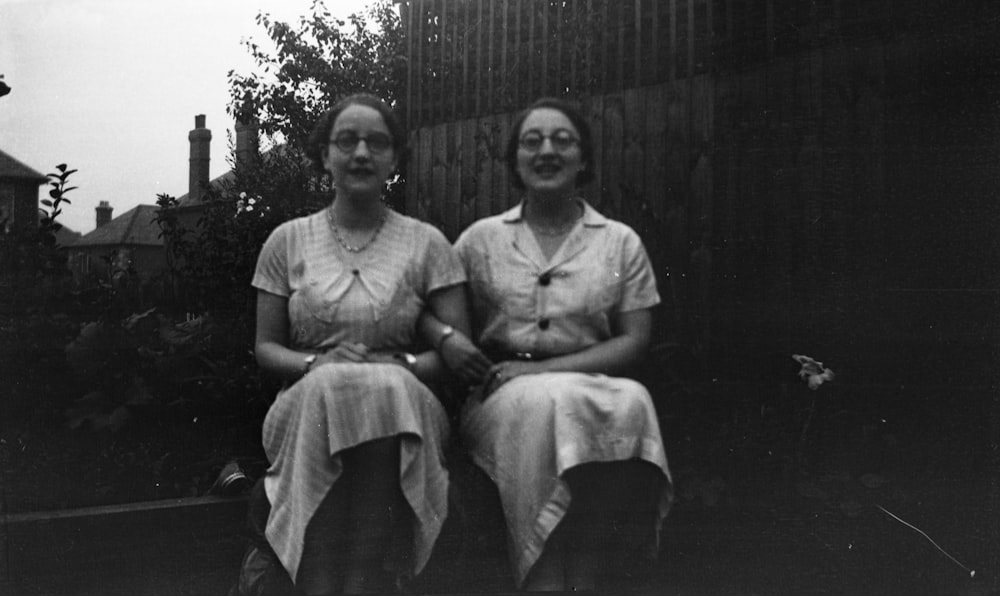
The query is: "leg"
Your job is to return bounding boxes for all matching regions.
[297,476,352,596]
[523,522,566,592]
[563,460,663,590]
[341,438,408,594]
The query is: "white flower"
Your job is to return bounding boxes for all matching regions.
[792,354,835,390]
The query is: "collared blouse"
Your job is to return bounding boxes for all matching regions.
[253,208,465,352]
[454,200,660,357]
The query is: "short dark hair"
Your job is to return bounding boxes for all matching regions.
[306,93,406,174]
[505,97,595,190]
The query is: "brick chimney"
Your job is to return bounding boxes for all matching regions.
[96,200,112,228]
[188,114,211,202]
[235,115,259,171]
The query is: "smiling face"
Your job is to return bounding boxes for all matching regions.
[515,107,585,197]
[322,104,398,199]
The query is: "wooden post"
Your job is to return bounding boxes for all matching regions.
[669,0,677,81]
[462,0,471,119]
[403,0,414,129]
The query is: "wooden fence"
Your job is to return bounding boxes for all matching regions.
[401,0,1000,382]
[396,0,895,128]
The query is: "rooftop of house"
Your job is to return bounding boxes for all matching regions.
[175,170,235,208]
[70,204,162,248]
[0,148,47,182]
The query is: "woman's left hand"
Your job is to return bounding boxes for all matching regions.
[440,331,493,385]
[482,360,542,398]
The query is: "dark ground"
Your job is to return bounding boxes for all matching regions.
[1,312,998,595]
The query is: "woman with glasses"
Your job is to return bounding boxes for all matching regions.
[250,94,471,594]
[432,97,673,591]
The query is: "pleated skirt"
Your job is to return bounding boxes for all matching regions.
[262,363,450,583]
[460,372,672,587]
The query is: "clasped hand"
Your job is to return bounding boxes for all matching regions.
[312,343,399,367]
[436,334,541,398]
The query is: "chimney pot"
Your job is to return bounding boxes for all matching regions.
[235,115,259,171]
[96,200,113,228]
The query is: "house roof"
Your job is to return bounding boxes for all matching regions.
[71,204,162,248]
[175,170,235,208]
[0,148,47,182]
[174,144,305,208]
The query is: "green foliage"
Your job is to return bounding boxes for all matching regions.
[63,309,272,434]
[228,0,405,145]
[150,0,409,314]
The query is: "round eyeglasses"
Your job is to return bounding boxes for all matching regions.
[518,130,579,153]
[329,131,393,154]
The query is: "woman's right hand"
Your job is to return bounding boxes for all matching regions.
[439,332,493,386]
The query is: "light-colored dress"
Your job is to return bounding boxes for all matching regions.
[455,200,673,587]
[251,208,465,583]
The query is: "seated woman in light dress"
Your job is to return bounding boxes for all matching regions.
[430,97,673,591]
[251,93,471,595]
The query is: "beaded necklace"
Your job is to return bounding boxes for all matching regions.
[326,205,388,253]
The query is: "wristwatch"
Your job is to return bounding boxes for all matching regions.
[303,353,318,374]
[394,352,418,372]
[436,325,456,350]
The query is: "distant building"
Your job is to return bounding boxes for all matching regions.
[0,148,47,232]
[62,114,260,297]
[66,201,164,290]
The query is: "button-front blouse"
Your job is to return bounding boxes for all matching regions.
[454,200,660,357]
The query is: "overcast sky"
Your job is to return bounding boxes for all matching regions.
[1,0,372,234]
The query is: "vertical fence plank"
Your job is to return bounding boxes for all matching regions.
[444,121,462,237]
[622,87,646,224]
[417,126,434,221]
[462,1,471,119]
[497,111,515,210]
[500,0,509,106]
[414,0,425,127]
[644,84,668,224]
[438,0,447,124]
[690,73,714,352]
[475,117,494,220]
[526,0,536,100]
[602,95,624,218]
[634,0,643,87]
[669,0,677,81]
[541,0,549,95]
[406,129,420,216]
[555,1,564,95]
[584,0,594,91]
[459,117,478,232]
[585,95,605,207]
[450,1,459,121]
[487,0,496,114]
[403,1,414,128]
[475,0,484,116]
[430,121,448,228]
[688,0,696,77]
[766,0,774,59]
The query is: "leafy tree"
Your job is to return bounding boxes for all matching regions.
[152,0,406,315]
[228,0,406,147]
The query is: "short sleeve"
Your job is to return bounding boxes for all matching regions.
[618,228,661,313]
[420,224,467,295]
[252,223,292,297]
